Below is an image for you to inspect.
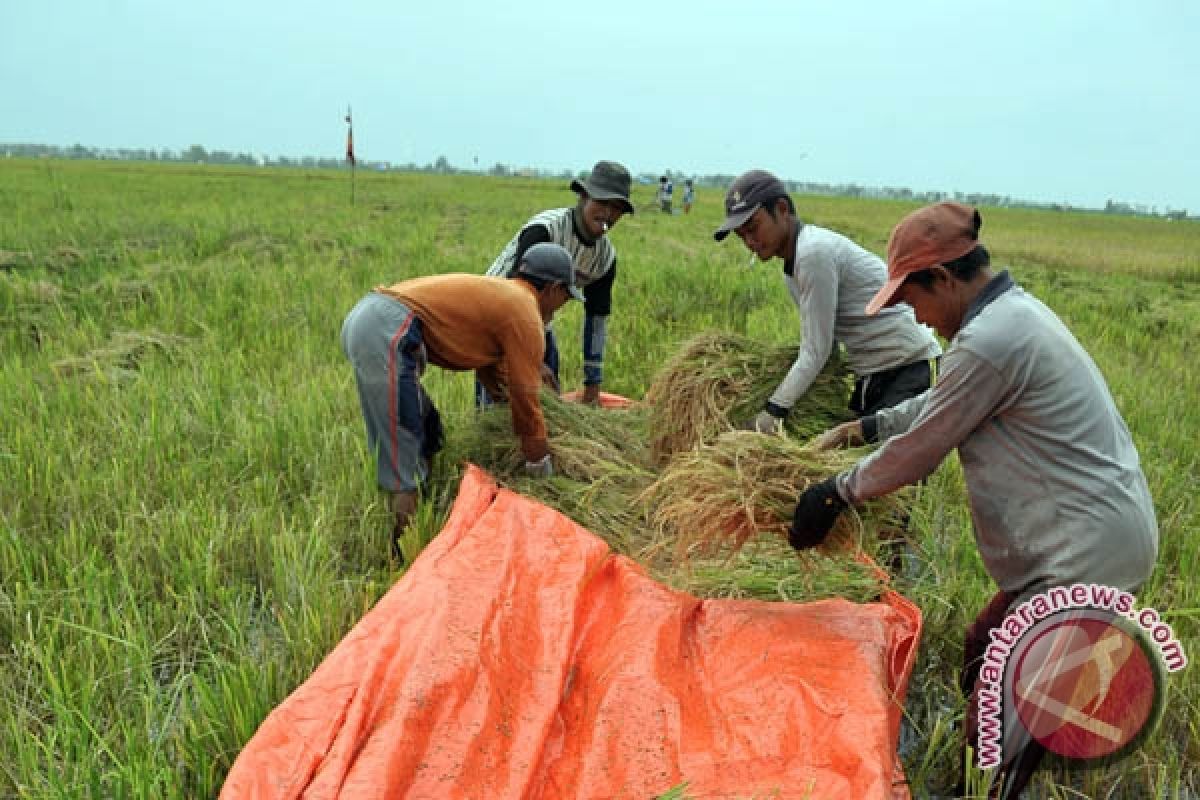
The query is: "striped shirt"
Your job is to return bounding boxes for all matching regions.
[487,208,616,288]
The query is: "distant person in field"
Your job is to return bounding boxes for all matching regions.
[791,202,1159,798]
[485,160,635,405]
[682,179,695,214]
[342,243,582,559]
[658,175,674,213]
[713,169,942,433]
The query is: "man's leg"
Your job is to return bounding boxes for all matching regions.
[341,293,429,561]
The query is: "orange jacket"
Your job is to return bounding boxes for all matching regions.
[376,274,547,451]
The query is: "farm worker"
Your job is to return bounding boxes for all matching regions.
[790,202,1159,797]
[342,243,582,556]
[485,160,634,406]
[682,179,695,214]
[713,169,942,432]
[658,175,674,213]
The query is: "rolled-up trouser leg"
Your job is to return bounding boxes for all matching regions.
[340,293,430,493]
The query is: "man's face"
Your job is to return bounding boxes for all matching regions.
[580,197,626,239]
[894,269,960,340]
[537,284,571,323]
[734,204,788,261]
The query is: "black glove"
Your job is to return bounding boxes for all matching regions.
[789,477,847,550]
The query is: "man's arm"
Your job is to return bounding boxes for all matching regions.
[512,224,553,267]
[499,319,550,463]
[839,348,1004,504]
[765,257,838,416]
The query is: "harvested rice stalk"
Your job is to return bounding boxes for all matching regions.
[452,391,654,483]
[51,330,190,380]
[662,538,886,605]
[641,430,911,559]
[644,331,853,461]
[447,392,659,551]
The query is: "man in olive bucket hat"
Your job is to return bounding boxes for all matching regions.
[484,160,635,405]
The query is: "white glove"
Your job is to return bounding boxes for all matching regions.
[748,410,783,435]
[523,454,554,478]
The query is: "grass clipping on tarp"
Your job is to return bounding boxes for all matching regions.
[643,331,854,462]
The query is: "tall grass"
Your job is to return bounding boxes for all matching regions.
[1,159,1196,797]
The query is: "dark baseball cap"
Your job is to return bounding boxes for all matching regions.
[713,169,789,241]
[570,160,635,214]
[517,242,584,301]
[865,202,982,315]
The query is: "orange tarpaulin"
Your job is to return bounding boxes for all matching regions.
[221,466,921,800]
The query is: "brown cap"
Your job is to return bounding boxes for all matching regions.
[713,169,788,241]
[865,202,982,315]
[570,160,634,214]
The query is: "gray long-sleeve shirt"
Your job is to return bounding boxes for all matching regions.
[770,224,941,410]
[839,272,1158,601]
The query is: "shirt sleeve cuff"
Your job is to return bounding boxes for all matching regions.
[764,401,789,419]
[860,414,880,443]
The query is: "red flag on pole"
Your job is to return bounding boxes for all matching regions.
[345,109,356,166]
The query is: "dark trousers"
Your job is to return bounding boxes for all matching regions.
[849,359,934,417]
[961,591,1047,799]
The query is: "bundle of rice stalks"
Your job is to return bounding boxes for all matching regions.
[447,392,658,552]
[661,538,886,605]
[644,331,853,461]
[51,329,190,382]
[641,430,911,559]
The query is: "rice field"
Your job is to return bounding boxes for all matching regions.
[1,159,1197,798]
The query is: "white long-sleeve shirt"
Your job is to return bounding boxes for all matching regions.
[770,225,941,410]
[839,272,1158,601]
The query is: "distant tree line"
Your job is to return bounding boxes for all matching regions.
[2,141,1190,220]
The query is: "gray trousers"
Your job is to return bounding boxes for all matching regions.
[340,293,437,493]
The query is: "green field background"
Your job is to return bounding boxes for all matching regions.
[1,160,1197,798]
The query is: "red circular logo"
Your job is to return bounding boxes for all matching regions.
[1010,612,1159,760]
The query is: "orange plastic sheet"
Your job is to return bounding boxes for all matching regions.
[221,466,921,800]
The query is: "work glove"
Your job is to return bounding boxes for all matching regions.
[789,477,847,550]
[523,454,554,478]
[744,409,783,435]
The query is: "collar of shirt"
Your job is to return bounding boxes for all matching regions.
[570,208,597,246]
[782,219,806,276]
[961,270,1015,328]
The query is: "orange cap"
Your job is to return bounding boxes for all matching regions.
[865,202,982,315]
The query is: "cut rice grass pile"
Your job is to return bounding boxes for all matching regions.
[643,331,854,462]
[671,539,886,606]
[50,329,191,383]
[448,384,903,605]
[640,430,911,560]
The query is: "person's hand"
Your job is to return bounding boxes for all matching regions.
[581,383,601,405]
[540,365,560,393]
[742,410,783,435]
[789,477,847,550]
[813,420,865,451]
[523,454,554,478]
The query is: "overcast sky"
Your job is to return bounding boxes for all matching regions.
[3,1,1198,211]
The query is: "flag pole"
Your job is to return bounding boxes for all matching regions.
[345,105,356,206]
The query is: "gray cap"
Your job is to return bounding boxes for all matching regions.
[570,160,635,215]
[517,242,584,301]
[713,169,789,241]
